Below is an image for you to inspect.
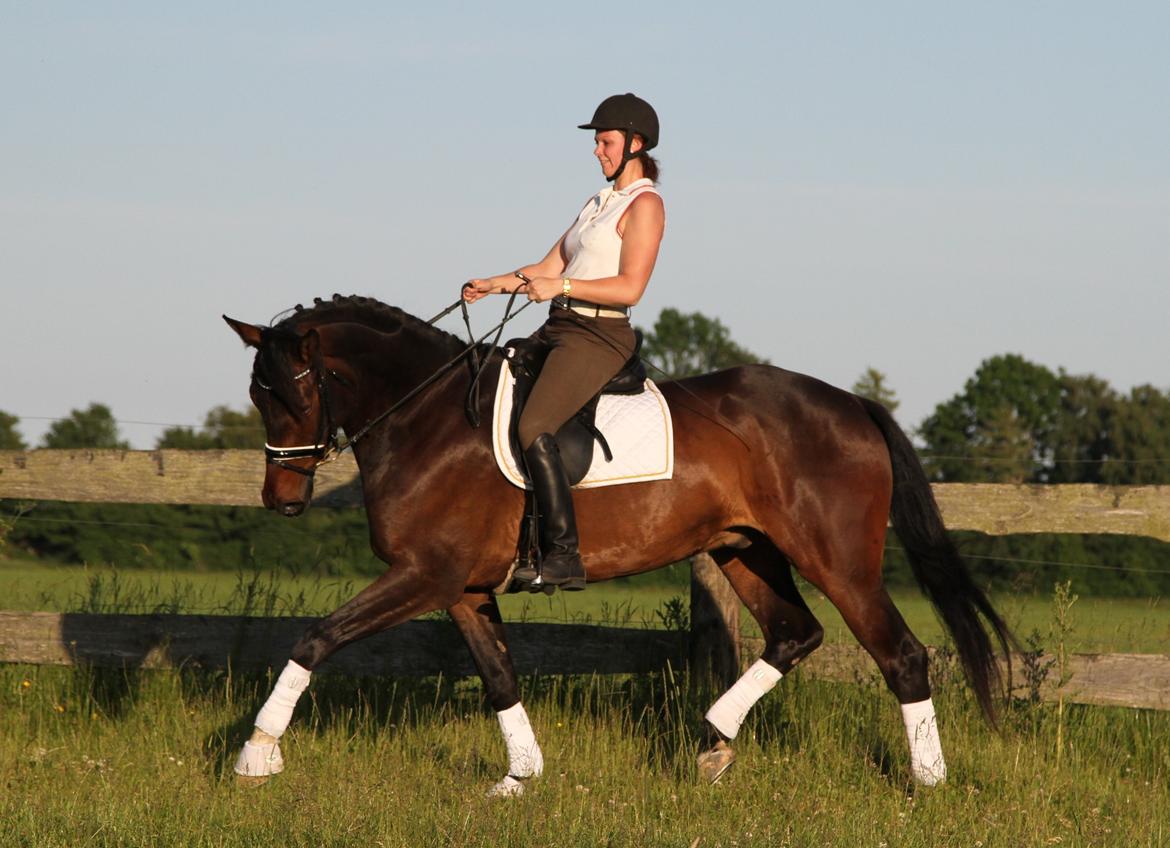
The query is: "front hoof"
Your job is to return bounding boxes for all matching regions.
[486,774,527,798]
[236,774,272,789]
[697,740,736,784]
[234,739,285,781]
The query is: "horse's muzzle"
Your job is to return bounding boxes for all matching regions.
[262,468,314,517]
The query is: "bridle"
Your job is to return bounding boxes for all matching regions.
[257,361,347,478]
[257,293,532,480]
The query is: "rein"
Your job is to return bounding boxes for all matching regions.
[264,292,532,477]
[341,291,530,449]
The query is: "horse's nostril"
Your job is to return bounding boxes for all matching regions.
[280,502,306,517]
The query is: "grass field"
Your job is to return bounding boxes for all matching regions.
[2,559,1169,654]
[2,661,1167,847]
[2,558,1170,845]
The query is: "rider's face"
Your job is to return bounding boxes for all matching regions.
[593,130,642,179]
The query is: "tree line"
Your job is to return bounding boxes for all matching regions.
[0,404,266,452]
[2,309,1168,595]
[916,354,1170,485]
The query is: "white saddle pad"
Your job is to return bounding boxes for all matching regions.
[491,362,674,490]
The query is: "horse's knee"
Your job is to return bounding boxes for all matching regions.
[290,624,331,670]
[762,624,823,673]
[882,634,930,703]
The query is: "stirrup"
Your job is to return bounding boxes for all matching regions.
[510,552,553,594]
[518,573,558,595]
[511,554,583,594]
[512,558,538,585]
[536,552,586,591]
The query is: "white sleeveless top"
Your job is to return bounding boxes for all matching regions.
[562,178,662,282]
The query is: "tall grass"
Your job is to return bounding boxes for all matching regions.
[2,661,1167,847]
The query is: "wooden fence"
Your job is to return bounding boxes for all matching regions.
[2,449,1169,710]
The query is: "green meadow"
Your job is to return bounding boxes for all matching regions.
[2,660,1167,847]
[2,558,1168,845]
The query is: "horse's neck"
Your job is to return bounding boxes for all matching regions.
[322,321,465,431]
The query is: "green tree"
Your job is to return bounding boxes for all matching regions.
[970,402,1035,482]
[1048,373,1117,483]
[41,403,129,449]
[156,405,265,450]
[1103,385,1170,485]
[638,308,767,380]
[851,368,900,415]
[918,354,1063,482]
[0,411,26,450]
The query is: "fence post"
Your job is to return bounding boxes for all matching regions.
[689,552,741,687]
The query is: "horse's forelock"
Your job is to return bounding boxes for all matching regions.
[255,327,306,408]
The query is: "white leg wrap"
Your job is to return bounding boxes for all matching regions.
[704,659,784,740]
[901,698,947,785]
[254,660,312,739]
[496,702,543,779]
[234,738,285,777]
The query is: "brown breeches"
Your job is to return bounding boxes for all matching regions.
[517,309,637,450]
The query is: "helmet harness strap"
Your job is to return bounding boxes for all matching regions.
[607,131,636,183]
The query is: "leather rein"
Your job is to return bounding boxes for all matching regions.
[260,293,532,479]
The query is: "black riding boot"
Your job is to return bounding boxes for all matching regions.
[523,433,586,591]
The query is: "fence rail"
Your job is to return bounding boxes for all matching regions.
[2,611,1167,711]
[0,611,683,678]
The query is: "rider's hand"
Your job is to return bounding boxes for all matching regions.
[526,277,563,304]
[463,279,493,303]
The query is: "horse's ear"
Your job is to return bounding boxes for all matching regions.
[224,315,263,348]
[298,329,319,363]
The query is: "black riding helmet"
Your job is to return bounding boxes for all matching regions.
[578,93,659,182]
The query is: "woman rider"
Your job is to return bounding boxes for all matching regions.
[463,93,666,591]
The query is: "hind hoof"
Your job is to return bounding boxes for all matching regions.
[697,740,736,784]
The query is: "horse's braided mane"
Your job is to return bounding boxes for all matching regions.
[271,293,465,353]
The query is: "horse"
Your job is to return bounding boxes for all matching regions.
[223,294,1012,794]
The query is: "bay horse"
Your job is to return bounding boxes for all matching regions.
[223,294,1011,794]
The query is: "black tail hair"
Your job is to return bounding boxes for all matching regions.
[861,398,1014,723]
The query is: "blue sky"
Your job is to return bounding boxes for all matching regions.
[3,2,1167,447]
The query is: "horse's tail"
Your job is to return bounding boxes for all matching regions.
[860,397,1013,724]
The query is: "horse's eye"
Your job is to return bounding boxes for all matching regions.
[253,372,272,391]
